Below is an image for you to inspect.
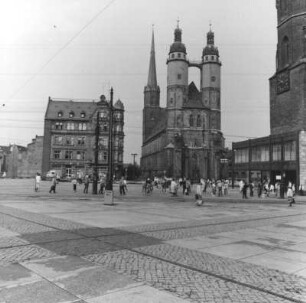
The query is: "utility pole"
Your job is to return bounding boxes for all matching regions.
[92,111,100,194]
[106,87,114,191]
[131,153,138,180]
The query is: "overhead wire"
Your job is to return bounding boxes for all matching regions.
[5,0,117,104]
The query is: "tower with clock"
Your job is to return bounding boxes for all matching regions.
[270,0,306,134]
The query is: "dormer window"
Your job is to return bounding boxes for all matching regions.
[58,111,63,117]
[69,111,75,118]
[80,112,85,118]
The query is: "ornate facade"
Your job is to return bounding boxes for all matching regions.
[141,25,224,180]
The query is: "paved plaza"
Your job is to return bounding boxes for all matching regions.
[0,179,306,302]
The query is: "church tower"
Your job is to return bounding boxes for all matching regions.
[201,28,223,178]
[166,23,189,130]
[270,0,306,134]
[143,30,160,142]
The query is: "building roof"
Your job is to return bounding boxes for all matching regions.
[45,97,124,120]
[183,82,204,109]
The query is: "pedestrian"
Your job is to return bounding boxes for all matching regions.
[119,177,125,195]
[72,177,77,192]
[242,182,248,199]
[35,172,41,192]
[49,176,57,193]
[99,176,105,194]
[249,181,254,197]
[83,175,89,194]
[170,178,178,196]
[257,181,262,198]
[287,182,295,207]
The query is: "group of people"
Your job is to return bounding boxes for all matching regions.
[239,179,297,206]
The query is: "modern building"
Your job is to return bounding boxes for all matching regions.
[141,25,225,180]
[41,94,124,180]
[232,0,306,187]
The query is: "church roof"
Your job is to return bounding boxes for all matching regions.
[146,30,159,88]
[169,26,187,54]
[183,82,204,109]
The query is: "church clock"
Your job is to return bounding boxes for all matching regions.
[276,70,290,94]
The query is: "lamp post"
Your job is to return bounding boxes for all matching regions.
[106,87,114,191]
[104,88,114,205]
[92,111,100,194]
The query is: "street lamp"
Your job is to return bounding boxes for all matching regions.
[104,88,114,205]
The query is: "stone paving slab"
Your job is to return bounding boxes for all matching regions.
[134,243,306,303]
[87,284,190,303]
[0,279,78,303]
[85,250,293,303]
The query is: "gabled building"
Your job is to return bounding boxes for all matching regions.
[141,25,224,180]
[232,0,306,187]
[42,94,124,180]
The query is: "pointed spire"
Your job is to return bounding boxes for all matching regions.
[147,28,158,88]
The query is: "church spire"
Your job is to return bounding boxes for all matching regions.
[147,28,158,88]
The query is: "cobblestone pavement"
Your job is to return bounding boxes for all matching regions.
[0,180,306,302]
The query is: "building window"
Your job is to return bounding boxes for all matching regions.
[78,123,87,130]
[54,136,63,145]
[67,122,75,130]
[196,115,201,127]
[178,53,181,58]
[171,54,175,58]
[211,56,214,60]
[102,124,108,132]
[272,144,282,161]
[115,125,122,132]
[189,114,194,127]
[103,151,108,161]
[76,151,85,160]
[53,150,61,159]
[55,122,63,130]
[65,137,74,145]
[177,74,182,80]
[69,111,75,118]
[80,112,86,118]
[58,111,63,117]
[65,150,73,159]
[118,153,123,162]
[205,56,208,61]
[100,110,108,119]
[77,137,85,145]
[251,146,269,162]
[235,148,249,163]
[281,36,290,66]
[284,141,296,161]
[99,137,108,148]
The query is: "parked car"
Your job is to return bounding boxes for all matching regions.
[45,170,61,181]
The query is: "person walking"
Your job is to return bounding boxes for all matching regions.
[49,176,57,193]
[119,177,125,195]
[287,182,295,206]
[83,175,89,194]
[35,172,41,192]
[72,177,77,192]
[99,176,106,194]
[242,181,248,199]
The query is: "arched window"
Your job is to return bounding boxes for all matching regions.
[189,114,194,127]
[197,115,201,127]
[281,36,290,66]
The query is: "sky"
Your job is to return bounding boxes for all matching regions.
[0,0,277,164]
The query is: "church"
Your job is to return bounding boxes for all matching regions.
[141,24,224,180]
